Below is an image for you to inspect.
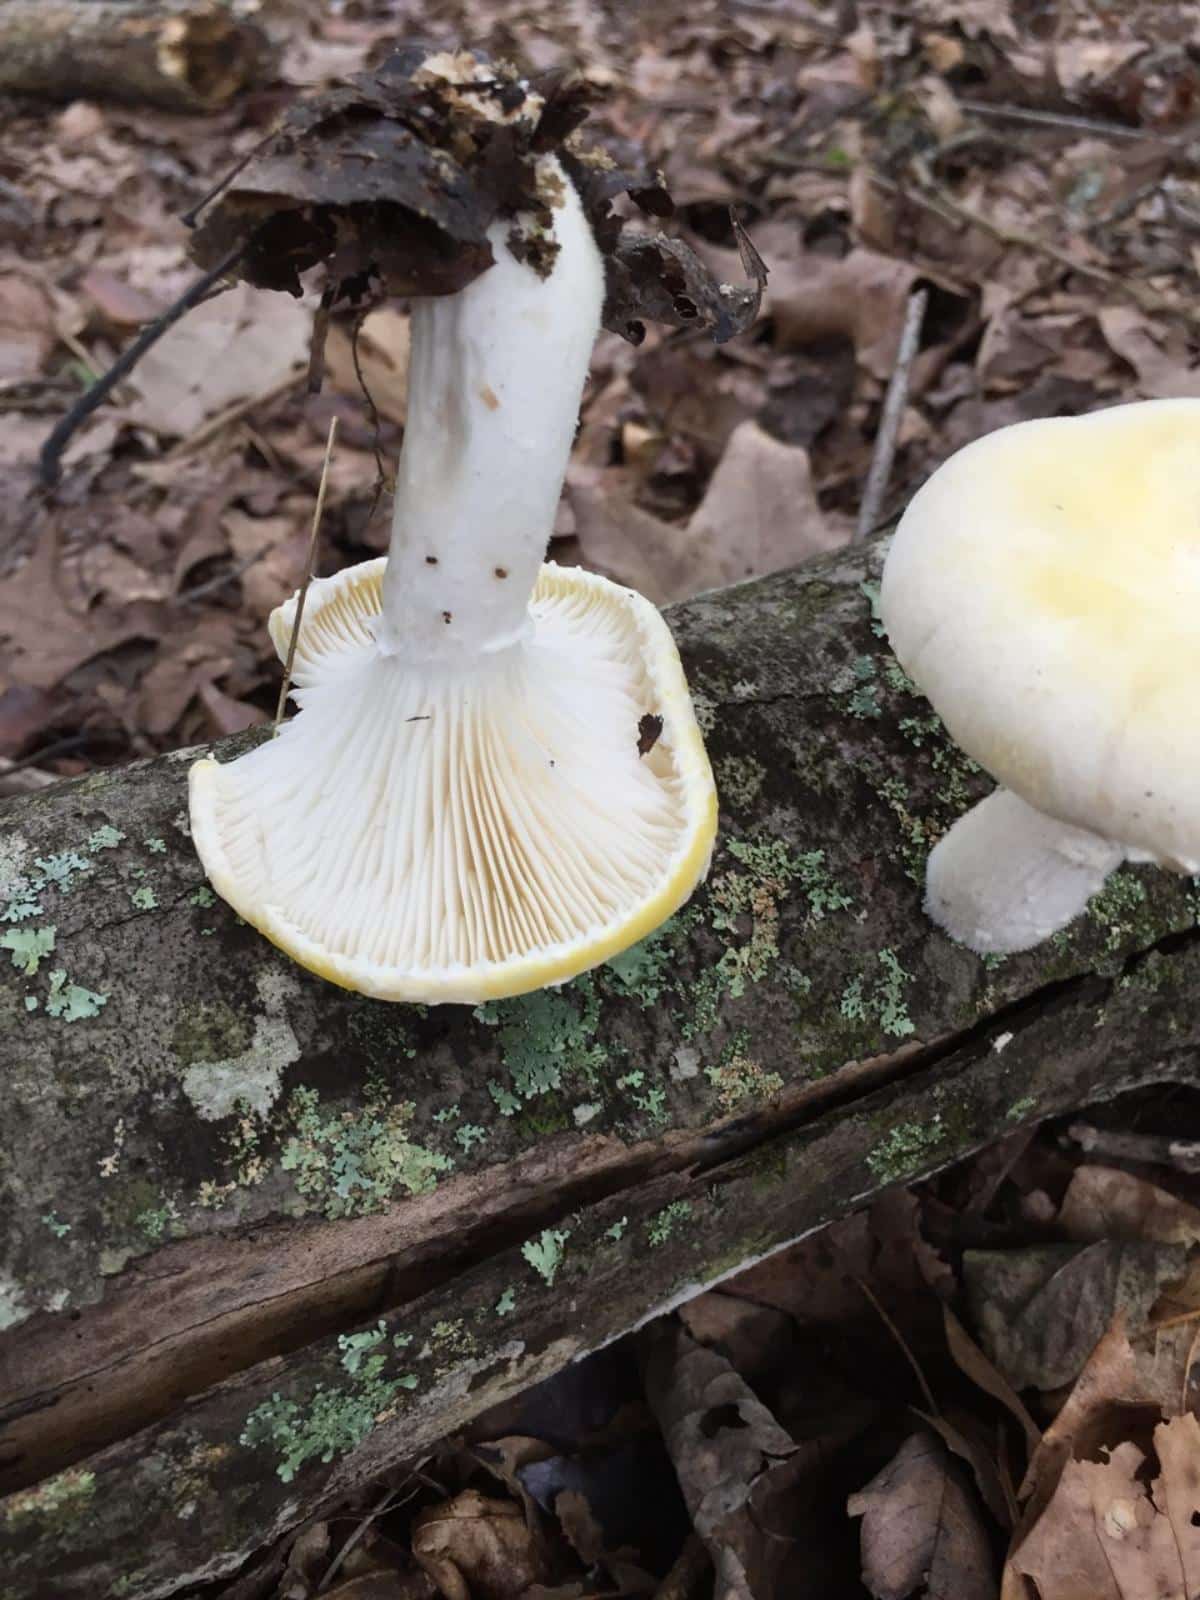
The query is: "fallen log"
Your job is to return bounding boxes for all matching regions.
[0,0,272,113]
[2,539,1196,1597]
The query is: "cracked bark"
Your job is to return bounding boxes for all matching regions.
[1,540,1195,1597]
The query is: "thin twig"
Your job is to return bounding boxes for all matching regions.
[39,246,244,488]
[176,544,273,606]
[873,164,1199,328]
[163,369,302,462]
[179,132,275,229]
[1064,1122,1200,1173]
[957,98,1179,145]
[57,329,101,382]
[275,416,338,732]
[855,286,927,543]
[316,1480,401,1593]
[351,309,389,530]
[854,1275,940,1416]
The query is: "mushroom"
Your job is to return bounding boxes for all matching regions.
[188,144,717,1003]
[880,398,1200,955]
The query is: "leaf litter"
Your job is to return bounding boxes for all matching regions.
[7,0,1200,1594]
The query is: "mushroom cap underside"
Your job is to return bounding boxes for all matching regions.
[881,398,1200,870]
[190,560,717,1003]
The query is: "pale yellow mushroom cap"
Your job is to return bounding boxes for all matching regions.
[189,559,716,1003]
[882,399,1200,875]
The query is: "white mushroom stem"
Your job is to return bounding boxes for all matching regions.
[925,788,1125,956]
[376,158,605,664]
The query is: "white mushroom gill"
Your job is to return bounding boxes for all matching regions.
[189,163,717,1003]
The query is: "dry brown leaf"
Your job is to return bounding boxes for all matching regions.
[80,268,166,329]
[124,281,311,437]
[197,680,265,738]
[221,509,308,616]
[1097,307,1200,401]
[848,1431,996,1600]
[0,270,56,381]
[0,530,156,691]
[682,420,846,590]
[769,249,932,381]
[411,1489,548,1600]
[1058,1166,1200,1248]
[944,1307,1042,1457]
[964,1242,1187,1391]
[572,421,844,605]
[78,544,168,608]
[325,308,411,425]
[640,1319,795,1600]
[1017,1321,1144,1521]
[134,616,239,737]
[1008,1417,1200,1600]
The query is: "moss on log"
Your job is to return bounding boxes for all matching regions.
[2,540,1196,1596]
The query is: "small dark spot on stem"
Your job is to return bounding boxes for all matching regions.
[425,555,439,566]
[442,611,453,624]
[406,715,431,723]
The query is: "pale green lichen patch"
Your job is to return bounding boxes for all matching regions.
[1,1466,96,1527]
[129,885,158,912]
[87,825,125,852]
[603,919,683,1006]
[867,1114,946,1181]
[839,949,916,1039]
[45,969,108,1021]
[0,1273,30,1331]
[42,1211,70,1238]
[280,1078,453,1219]
[1006,1095,1038,1121]
[455,1123,487,1153]
[143,836,166,854]
[495,1286,516,1315]
[180,970,300,1121]
[241,1347,419,1484]
[189,885,216,908]
[1087,870,1155,954]
[136,1200,182,1241]
[1,923,55,976]
[716,753,766,811]
[688,835,854,1040]
[522,1227,569,1285]
[648,1200,692,1246]
[35,851,92,892]
[476,982,606,1113]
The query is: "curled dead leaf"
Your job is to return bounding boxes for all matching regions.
[411,1489,548,1600]
[848,1431,996,1600]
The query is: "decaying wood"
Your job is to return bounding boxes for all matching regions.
[0,1,272,113]
[2,540,1197,1596]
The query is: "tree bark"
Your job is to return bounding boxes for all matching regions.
[0,1,272,112]
[1,539,1197,1596]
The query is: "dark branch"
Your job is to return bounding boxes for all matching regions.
[38,246,244,489]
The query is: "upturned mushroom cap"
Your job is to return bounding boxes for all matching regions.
[189,561,716,1003]
[881,399,1200,875]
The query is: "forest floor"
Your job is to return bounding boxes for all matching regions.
[6,1,1200,1596]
